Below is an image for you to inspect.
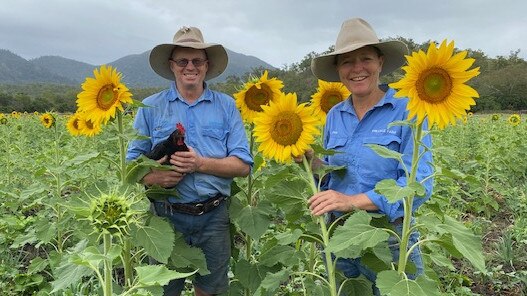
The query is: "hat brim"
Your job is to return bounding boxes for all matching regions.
[311,40,408,82]
[149,42,228,81]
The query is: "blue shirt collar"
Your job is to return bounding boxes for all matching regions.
[341,85,397,115]
[168,81,212,104]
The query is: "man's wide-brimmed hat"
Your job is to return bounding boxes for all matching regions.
[149,26,228,81]
[311,18,408,82]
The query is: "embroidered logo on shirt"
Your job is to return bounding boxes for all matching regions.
[371,129,396,134]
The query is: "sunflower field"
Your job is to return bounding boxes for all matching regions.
[1,43,527,296]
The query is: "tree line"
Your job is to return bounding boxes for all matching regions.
[1,37,526,114]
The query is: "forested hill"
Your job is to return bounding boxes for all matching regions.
[0,50,76,84]
[0,48,275,88]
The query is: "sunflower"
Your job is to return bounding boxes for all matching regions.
[66,112,84,136]
[76,65,133,124]
[491,114,500,121]
[11,111,20,118]
[0,117,7,125]
[253,92,321,163]
[389,40,480,129]
[508,114,521,126]
[234,70,284,123]
[77,114,102,137]
[310,80,350,124]
[39,113,55,129]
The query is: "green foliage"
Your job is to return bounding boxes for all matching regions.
[2,110,527,294]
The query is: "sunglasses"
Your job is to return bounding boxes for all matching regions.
[170,58,208,67]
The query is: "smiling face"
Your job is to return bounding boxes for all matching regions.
[170,47,208,92]
[336,46,384,98]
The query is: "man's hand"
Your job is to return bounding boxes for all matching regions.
[142,157,185,188]
[169,146,203,174]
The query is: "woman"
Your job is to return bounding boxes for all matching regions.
[307,18,434,293]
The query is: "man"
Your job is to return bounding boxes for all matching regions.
[127,26,253,296]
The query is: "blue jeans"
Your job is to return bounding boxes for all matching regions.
[153,200,231,295]
[334,221,424,295]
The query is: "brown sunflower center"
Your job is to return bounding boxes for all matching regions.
[73,118,80,130]
[97,84,118,110]
[245,84,272,112]
[321,92,343,113]
[270,111,303,146]
[416,67,452,103]
[85,120,95,129]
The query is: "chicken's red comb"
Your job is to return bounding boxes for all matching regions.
[176,122,185,133]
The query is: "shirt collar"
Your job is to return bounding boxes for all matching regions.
[168,81,212,103]
[340,85,397,115]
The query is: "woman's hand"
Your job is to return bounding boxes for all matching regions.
[293,148,314,164]
[308,190,354,216]
[308,191,379,216]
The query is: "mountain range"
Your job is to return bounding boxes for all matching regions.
[0,48,275,88]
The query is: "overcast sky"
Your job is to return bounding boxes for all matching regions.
[1,0,525,68]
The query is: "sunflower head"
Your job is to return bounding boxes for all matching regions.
[234,70,284,123]
[389,39,480,129]
[310,80,350,124]
[253,92,321,163]
[508,114,521,126]
[87,192,140,238]
[39,112,56,129]
[11,111,20,119]
[66,112,84,136]
[77,114,102,137]
[491,114,500,121]
[0,117,7,125]
[76,65,133,125]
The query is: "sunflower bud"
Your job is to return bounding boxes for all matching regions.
[88,193,133,237]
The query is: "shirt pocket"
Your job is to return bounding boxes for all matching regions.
[326,136,349,166]
[152,123,174,145]
[200,127,228,158]
[360,135,402,180]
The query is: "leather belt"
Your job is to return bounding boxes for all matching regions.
[162,194,226,216]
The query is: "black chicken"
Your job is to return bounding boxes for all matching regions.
[145,122,189,165]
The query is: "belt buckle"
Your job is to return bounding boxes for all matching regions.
[195,203,204,215]
[212,198,221,207]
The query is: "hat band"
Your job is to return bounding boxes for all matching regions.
[177,38,202,43]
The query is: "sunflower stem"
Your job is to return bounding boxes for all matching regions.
[103,233,113,296]
[302,155,338,296]
[243,123,256,296]
[117,111,126,184]
[52,124,65,253]
[397,121,423,274]
[116,111,134,286]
